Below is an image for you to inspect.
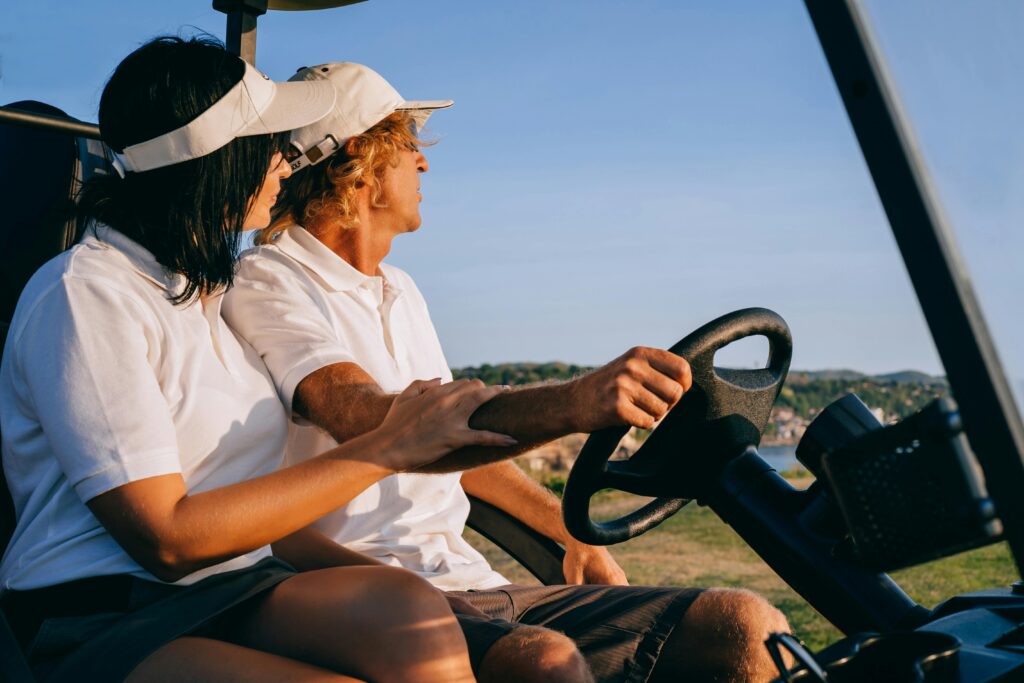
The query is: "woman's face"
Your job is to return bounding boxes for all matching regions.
[243,152,291,231]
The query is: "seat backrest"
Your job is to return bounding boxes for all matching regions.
[0,101,110,555]
[0,105,112,682]
[0,321,10,554]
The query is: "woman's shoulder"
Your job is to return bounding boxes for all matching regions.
[20,238,140,302]
[11,235,163,335]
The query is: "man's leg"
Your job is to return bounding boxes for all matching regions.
[448,597,591,683]
[450,584,789,683]
[649,588,791,683]
[479,626,593,683]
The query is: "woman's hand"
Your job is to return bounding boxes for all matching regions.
[373,379,517,471]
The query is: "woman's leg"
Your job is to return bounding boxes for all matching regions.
[224,565,476,683]
[126,636,362,682]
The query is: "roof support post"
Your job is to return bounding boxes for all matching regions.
[212,0,269,65]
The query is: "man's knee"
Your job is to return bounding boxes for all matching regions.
[693,587,790,642]
[700,589,786,630]
[658,588,789,683]
[479,626,592,683]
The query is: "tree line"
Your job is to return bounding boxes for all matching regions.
[453,363,948,421]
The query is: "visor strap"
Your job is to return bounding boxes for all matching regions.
[289,134,340,173]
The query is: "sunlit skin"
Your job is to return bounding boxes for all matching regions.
[202,152,289,305]
[378,143,428,237]
[313,143,428,274]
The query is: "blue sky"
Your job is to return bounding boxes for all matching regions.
[1,1,1020,400]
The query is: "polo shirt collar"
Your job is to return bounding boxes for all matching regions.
[90,224,188,298]
[275,225,379,293]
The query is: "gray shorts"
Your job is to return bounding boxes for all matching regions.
[447,583,702,683]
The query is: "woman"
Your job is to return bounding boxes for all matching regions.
[0,36,514,682]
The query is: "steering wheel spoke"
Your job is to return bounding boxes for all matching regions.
[601,460,669,497]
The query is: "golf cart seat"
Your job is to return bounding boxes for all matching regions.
[1,99,106,549]
[0,99,103,683]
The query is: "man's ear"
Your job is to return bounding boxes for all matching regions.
[344,138,360,157]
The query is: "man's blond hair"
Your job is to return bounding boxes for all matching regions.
[257,111,428,244]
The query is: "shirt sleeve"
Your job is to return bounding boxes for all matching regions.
[14,276,182,503]
[223,253,358,415]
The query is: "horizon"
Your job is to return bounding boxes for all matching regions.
[450,359,946,378]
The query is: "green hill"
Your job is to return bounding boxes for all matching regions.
[453,363,949,423]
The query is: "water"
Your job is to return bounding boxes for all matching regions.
[759,445,800,472]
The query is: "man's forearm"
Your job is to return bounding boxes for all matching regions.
[294,364,394,443]
[296,362,585,474]
[460,460,567,542]
[460,460,629,586]
[297,347,689,473]
[416,382,582,472]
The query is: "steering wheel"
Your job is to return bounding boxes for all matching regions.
[562,308,792,545]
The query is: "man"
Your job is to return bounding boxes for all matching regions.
[223,62,790,683]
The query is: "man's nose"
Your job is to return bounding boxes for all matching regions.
[416,151,429,173]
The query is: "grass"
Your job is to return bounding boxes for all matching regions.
[464,472,1018,652]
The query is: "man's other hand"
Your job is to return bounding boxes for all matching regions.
[570,347,692,433]
[563,540,629,585]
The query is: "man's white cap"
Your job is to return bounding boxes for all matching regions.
[112,61,337,175]
[287,62,453,172]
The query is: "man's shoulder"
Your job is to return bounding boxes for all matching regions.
[236,242,294,270]
[233,243,311,289]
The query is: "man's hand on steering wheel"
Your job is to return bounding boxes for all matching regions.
[563,539,629,585]
[568,347,693,433]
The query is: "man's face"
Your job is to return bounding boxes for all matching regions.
[378,144,428,235]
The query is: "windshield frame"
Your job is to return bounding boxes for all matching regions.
[804,0,1024,577]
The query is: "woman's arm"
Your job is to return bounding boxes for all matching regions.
[271,527,383,572]
[88,379,513,582]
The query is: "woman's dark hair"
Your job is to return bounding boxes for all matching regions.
[77,36,289,304]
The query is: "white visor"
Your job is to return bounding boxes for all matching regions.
[115,62,336,173]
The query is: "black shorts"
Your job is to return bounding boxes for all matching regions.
[1,558,295,682]
[447,583,703,683]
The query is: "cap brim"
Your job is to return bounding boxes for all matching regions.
[397,99,454,112]
[398,100,453,131]
[242,79,337,136]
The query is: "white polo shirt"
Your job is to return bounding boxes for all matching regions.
[0,226,287,590]
[224,225,507,590]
